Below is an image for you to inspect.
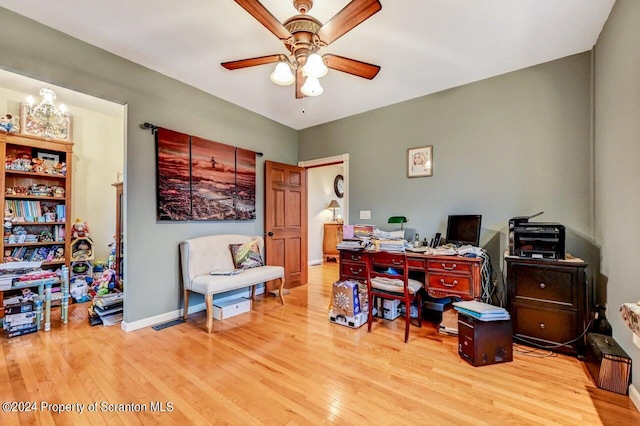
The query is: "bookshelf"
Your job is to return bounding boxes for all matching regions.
[0,132,73,318]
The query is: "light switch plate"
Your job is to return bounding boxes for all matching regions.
[360,210,371,220]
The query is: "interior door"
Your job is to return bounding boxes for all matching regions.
[265,160,308,290]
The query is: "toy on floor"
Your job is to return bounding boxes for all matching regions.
[93,268,116,296]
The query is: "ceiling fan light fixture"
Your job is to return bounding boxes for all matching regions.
[270,62,295,86]
[302,53,328,78]
[301,76,323,97]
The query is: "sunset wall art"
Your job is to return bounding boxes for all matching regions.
[156,128,256,221]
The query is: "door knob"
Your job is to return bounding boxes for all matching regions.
[267,231,274,237]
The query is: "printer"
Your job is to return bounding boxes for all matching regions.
[508,212,565,260]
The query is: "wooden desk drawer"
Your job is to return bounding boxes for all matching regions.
[513,305,576,348]
[340,262,367,280]
[427,259,472,274]
[512,265,574,306]
[340,251,366,263]
[371,252,406,267]
[407,258,425,270]
[428,273,471,294]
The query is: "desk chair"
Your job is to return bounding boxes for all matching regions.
[367,251,423,343]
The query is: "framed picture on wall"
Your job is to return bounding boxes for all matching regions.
[407,145,433,178]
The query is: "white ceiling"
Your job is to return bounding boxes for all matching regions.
[0,0,615,130]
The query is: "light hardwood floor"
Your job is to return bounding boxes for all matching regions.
[1,262,638,425]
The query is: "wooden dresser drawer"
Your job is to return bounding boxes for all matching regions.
[427,259,473,274]
[428,273,471,294]
[340,262,367,280]
[512,265,574,306]
[513,305,576,348]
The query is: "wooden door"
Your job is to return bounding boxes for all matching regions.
[265,160,307,289]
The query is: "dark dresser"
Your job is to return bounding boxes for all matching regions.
[506,257,591,356]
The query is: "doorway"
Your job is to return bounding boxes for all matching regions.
[299,154,350,266]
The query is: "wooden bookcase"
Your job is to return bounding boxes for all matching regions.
[0,132,73,316]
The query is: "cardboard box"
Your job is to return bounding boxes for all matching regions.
[6,324,37,338]
[4,301,34,315]
[213,297,251,321]
[329,309,367,328]
[382,299,402,320]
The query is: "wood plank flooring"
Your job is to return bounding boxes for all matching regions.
[1,262,639,425]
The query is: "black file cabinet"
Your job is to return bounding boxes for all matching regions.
[506,257,590,356]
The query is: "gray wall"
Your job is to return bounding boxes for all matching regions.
[594,0,640,390]
[299,53,594,302]
[0,9,298,323]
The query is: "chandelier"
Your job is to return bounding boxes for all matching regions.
[25,88,69,139]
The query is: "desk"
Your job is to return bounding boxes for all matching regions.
[339,250,482,300]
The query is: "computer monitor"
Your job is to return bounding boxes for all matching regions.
[446,215,482,247]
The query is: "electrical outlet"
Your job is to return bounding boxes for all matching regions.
[360,210,371,220]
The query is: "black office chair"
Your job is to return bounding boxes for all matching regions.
[367,251,423,343]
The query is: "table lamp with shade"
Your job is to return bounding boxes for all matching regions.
[388,216,408,230]
[327,200,341,223]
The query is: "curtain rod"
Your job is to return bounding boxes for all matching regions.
[141,122,264,157]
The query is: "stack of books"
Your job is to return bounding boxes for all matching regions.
[91,292,124,326]
[336,238,365,250]
[4,301,37,338]
[452,300,510,321]
[375,238,405,252]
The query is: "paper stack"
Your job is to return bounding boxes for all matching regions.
[453,300,510,321]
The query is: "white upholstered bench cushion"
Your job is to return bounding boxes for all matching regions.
[190,265,285,295]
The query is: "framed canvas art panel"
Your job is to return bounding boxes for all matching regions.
[156,128,192,220]
[190,136,237,221]
[235,147,256,220]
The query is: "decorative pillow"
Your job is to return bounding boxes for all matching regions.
[229,240,264,269]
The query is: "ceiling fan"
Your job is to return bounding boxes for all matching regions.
[222,0,382,98]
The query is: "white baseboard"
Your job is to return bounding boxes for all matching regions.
[120,286,264,332]
[630,383,640,412]
[309,258,323,266]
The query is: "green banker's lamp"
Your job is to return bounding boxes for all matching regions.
[388,216,408,230]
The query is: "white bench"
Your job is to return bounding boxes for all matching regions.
[179,234,285,332]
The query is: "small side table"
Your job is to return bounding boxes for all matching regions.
[323,223,343,262]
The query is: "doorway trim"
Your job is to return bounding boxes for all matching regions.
[299,153,350,226]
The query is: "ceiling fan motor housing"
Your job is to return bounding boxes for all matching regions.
[284,14,323,67]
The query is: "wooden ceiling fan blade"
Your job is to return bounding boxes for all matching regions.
[234,0,293,41]
[324,55,380,80]
[221,54,282,70]
[295,68,304,99]
[316,0,382,46]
